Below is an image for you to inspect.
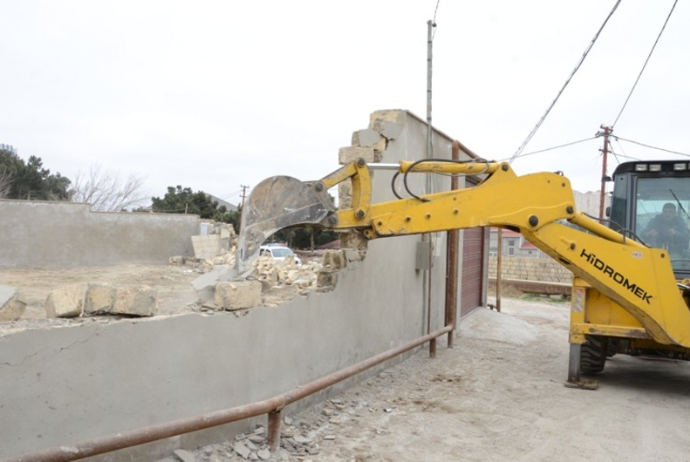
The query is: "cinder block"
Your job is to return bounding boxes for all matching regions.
[45,285,85,318]
[215,280,262,311]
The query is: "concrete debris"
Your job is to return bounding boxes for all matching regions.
[45,284,85,318]
[162,399,362,462]
[0,285,26,321]
[192,266,238,302]
[232,441,251,459]
[173,449,196,462]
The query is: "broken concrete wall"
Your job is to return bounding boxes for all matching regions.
[0,110,483,461]
[0,201,200,268]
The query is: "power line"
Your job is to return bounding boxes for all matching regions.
[431,0,441,39]
[502,136,597,161]
[611,0,679,128]
[218,189,243,201]
[509,0,622,163]
[615,136,690,157]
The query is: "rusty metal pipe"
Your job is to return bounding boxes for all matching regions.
[8,325,453,462]
[267,410,282,453]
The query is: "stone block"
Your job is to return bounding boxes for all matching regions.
[338,146,376,165]
[340,232,369,251]
[352,129,384,150]
[84,283,116,315]
[322,250,347,270]
[369,109,404,125]
[215,280,262,310]
[112,285,157,317]
[169,256,185,266]
[84,284,157,317]
[45,284,86,318]
[338,181,353,209]
[0,285,26,322]
[317,268,338,289]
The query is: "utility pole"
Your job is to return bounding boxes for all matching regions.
[240,185,250,210]
[425,19,436,358]
[598,125,612,220]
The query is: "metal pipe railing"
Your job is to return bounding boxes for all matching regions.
[7,324,453,462]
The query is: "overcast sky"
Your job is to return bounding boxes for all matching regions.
[2,1,688,207]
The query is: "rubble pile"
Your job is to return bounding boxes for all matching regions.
[0,218,364,322]
[160,397,369,462]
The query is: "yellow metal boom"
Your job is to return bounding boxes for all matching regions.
[318,159,690,348]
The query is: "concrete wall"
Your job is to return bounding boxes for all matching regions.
[0,201,200,268]
[0,110,481,461]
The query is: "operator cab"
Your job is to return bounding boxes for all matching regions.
[609,160,690,277]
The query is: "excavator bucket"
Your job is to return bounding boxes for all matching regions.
[236,175,335,271]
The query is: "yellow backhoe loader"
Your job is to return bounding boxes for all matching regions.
[238,157,690,388]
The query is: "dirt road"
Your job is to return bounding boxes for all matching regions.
[164,297,690,462]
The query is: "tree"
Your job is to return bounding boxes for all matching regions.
[272,226,339,250]
[151,186,241,230]
[70,165,149,211]
[0,170,11,199]
[0,148,71,200]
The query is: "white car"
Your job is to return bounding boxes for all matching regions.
[259,244,302,265]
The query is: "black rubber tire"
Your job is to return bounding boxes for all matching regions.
[580,335,608,374]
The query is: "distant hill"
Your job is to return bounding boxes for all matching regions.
[207,194,239,212]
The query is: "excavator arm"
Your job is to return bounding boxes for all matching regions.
[239,158,690,348]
